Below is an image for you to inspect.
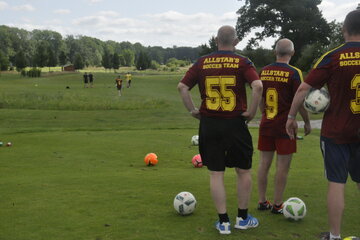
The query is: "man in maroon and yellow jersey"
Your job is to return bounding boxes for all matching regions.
[178,25,263,235]
[115,75,123,96]
[257,39,311,214]
[286,10,360,240]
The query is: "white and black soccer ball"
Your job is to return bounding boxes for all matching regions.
[304,87,330,114]
[283,197,307,221]
[191,135,199,146]
[173,191,197,215]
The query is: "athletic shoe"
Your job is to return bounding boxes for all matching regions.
[234,214,259,229]
[257,200,272,210]
[271,203,283,214]
[319,232,341,240]
[215,221,231,234]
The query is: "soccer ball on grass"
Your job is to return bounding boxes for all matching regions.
[173,191,197,215]
[144,153,158,166]
[283,197,307,220]
[191,154,203,168]
[191,135,199,146]
[304,87,330,114]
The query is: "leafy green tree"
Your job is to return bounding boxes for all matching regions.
[112,53,120,70]
[15,50,27,71]
[327,21,344,48]
[136,51,151,70]
[295,21,344,70]
[119,54,126,66]
[240,47,274,69]
[199,36,217,56]
[150,60,160,70]
[102,48,112,70]
[64,35,81,64]
[34,42,48,68]
[0,50,10,71]
[236,0,331,63]
[122,49,135,66]
[59,50,67,66]
[74,53,84,70]
[47,46,57,71]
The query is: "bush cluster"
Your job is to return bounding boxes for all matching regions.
[21,68,42,78]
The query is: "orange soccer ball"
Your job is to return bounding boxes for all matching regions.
[144,153,158,166]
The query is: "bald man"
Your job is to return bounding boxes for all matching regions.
[178,25,262,234]
[257,38,311,214]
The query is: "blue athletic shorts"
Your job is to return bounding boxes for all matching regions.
[320,136,360,184]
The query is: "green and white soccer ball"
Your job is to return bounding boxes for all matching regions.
[173,191,197,215]
[304,87,330,114]
[191,135,199,146]
[283,197,307,221]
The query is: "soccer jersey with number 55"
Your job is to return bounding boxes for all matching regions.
[181,51,259,118]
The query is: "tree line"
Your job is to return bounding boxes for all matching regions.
[0,25,202,72]
[0,0,346,74]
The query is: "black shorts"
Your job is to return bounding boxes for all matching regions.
[199,116,253,171]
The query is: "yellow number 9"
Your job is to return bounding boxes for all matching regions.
[266,88,278,120]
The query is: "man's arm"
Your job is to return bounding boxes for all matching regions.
[286,82,312,139]
[259,97,265,113]
[299,105,311,136]
[177,82,200,119]
[242,80,263,123]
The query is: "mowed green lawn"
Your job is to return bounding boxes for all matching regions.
[0,72,358,240]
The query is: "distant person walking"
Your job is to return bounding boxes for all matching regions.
[257,38,311,214]
[178,25,262,235]
[126,72,132,88]
[83,72,89,88]
[115,75,123,96]
[89,73,94,88]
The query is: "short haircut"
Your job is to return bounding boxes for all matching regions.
[217,26,237,46]
[344,10,360,36]
[275,39,294,57]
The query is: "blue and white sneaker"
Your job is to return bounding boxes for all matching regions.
[234,214,259,229]
[215,221,231,234]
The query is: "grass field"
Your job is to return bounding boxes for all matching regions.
[0,71,358,240]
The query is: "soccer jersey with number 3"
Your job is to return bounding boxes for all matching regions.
[305,42,360,144]
[181,51,259,118]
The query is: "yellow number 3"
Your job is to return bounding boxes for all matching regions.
[205,76,236,111]
[350,74,360,114]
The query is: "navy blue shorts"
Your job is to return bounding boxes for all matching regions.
[199,116,253,171]
[320,136,360,184]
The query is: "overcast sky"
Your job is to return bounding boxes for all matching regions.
[0,0,358,49]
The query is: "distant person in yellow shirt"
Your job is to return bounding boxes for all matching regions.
[126,72,132,88]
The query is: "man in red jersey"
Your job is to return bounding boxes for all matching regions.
[257,39,311,214]
[178,25,263,235]
[286,10,360,240]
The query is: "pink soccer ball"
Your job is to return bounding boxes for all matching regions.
[191,154,203,168]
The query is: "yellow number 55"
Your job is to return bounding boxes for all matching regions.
[205,76,236,111]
